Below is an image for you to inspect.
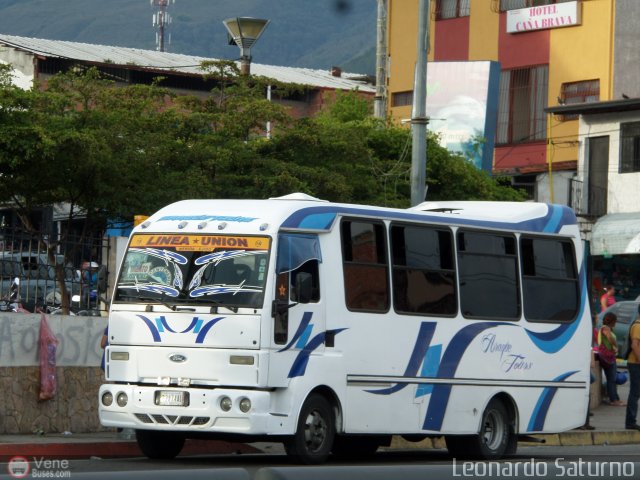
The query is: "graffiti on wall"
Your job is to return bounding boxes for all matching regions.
[0,314,107,367]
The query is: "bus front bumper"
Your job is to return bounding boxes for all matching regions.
[98,384,285,435]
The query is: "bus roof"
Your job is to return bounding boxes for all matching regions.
[134,194,577,236]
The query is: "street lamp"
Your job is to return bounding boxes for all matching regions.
[223,17,270,75]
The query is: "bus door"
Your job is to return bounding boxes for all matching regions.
[269,233,324,386]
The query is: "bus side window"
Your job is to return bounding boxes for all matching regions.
[520,236,578,322]
[457,230,520,320]
[390,224,457,316]
[341,220,390,312]
[290,260,320,303]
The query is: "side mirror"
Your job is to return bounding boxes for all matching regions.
[294,272,313,304]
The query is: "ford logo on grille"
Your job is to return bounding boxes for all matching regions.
[169,354,187,363]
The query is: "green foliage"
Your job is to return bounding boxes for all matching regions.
[318,90,372,123]
[0,64,525,222]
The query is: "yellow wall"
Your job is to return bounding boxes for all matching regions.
[547,0,615,165]
[387,0,617,171]
[468,0,499,61]
[388,0,434,122]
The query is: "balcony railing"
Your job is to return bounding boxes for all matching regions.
[570,178,607,218]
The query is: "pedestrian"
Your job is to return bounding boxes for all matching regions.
[600,284,616,313]
[598,312,625,406]
[81,261,99,309]
[624,304,640,430]
[100,326,108,372]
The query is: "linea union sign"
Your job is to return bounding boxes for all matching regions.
[507,1,581,34]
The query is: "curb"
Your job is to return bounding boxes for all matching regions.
[0,439,260,461]
[387,431,640,451]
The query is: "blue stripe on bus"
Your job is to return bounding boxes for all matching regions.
[423,322,513,430]
[278,311,314,352]
[366,322,437,395]
[288,328,347,378]
[416,344,442,398]
[298,212,337,230]
[527,371,579,431]
[281,204,576,233]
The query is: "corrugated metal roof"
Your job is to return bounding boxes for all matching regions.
[0,34,374,92]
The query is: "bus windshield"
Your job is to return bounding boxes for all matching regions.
[114,233,270,309]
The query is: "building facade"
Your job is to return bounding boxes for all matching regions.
[0,34,374,119]
[386,0,639,204]
[547,99,640,305]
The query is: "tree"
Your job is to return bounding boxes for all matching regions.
[257,91,526,206]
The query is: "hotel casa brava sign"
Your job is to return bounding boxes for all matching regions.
[507,1,581,34]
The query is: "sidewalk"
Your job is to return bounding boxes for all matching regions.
[1,380,638,461]
[0,432,261,461]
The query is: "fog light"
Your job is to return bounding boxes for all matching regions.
[239,397,251,413]
[102,391,113,406]
[220,396,232,412]
[116,392,128,407]
[230,355,254,365]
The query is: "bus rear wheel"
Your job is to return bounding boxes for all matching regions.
[136,429,185,459]
[445,398,512,460]
[284,394,335,464]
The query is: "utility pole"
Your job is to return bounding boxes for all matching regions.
[374,0,388,119]
[410,0,430,206]
[152,0,174,52]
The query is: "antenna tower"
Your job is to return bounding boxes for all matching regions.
[151,0,174,52]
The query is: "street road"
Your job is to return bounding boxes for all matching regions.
[2,444,640,480]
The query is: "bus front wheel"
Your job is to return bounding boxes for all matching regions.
[284,394,335,464]
[445,398,512,460]
[136,429,185,459]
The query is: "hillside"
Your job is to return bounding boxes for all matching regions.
[0,0,376,74]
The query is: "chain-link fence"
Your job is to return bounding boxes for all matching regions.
[0,228,111,313]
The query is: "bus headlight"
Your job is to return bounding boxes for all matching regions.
[239,398,251,413]
[116,392,128,407]
[102,391,113,406]
[220,396,232,412]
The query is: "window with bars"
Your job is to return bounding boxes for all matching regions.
[435,0,470,19]
[499,0,574,11]
[620,122,640,173]
[559,79,599,120]
[496,65,548,145]
[391,91,414,107]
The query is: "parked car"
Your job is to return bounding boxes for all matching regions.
[0,252,81,309]
[597,300,640,358]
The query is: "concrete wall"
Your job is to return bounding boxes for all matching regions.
[579,110,640,214]
[614,0,640,99]
[536,170,573,205]
[0,314,108,434]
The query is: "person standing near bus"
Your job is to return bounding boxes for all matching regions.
[598,313,625,406]
[625,304,640,430]
[600,285,616,313]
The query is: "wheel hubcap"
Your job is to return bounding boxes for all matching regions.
[303,408,327,452]
[482,409,505,451]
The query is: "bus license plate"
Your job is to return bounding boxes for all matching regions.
[155,390,189,406]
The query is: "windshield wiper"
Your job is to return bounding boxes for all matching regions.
[189,298,239,313]
[116,288,177,311]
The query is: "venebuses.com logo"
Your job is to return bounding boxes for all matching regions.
[7,457,30,479]
[7,456,71,478]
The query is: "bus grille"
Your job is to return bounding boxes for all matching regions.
[134,413,210,427]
